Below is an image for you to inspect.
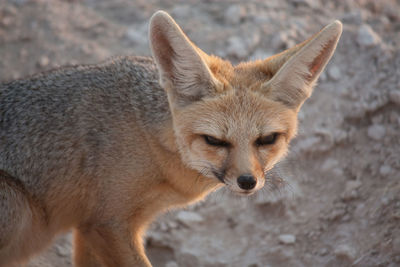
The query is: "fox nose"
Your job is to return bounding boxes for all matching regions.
[237,174,257,190]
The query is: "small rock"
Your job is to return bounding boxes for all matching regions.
[165,261,179,267]
[381,197,390,205]
[9,0,28,6]
[227,36,248,58]
[167,220,178,229]
[159,222,168,231]
[170,5,191,19]
[278,234,296,245]
[250,49,273,61]
[297,130,334,153]
[11,72,20,80]
[371,114,383,124]
[289,0,313,7]
[176,211,204,226]
[389,90,400,106]
[357,24,381,47]
[324,203,347,221]
[146,231,165,246]
[177,251,201,266]
[321,158,339,172]
[328,65,341,81]
[226,30,260,59]
[379,165,392,176]
[340,11,364,25]
[224,5,246,24]
[55,244,70,257]
[367,124,386,140]
[125,23,148,46]
[0,16,13,27]
[38,56,49,67]
[341,214,351,222]
[342,180,362,201]
[345,180,362,192]
[271,32,290,50]
[319,71,327,82]
[319,248,329,256]
[334,244,356,261]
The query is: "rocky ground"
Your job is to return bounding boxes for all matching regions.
[1,0,399,266]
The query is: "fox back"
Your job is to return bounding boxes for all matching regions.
[0,11,342,267]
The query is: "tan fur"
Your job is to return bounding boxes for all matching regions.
[0,10,342,266]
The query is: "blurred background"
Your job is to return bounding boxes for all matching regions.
[1,0,399,266]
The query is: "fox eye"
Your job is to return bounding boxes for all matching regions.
[255,133,279,146]
[203,135,230,147]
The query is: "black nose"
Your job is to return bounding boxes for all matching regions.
[237,174,257,190]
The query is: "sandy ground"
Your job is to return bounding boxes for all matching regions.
[1,0,399,266]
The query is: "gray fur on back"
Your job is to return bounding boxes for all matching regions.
[0,56,169,194]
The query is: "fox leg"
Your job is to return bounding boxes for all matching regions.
[73,229,102,267]
[0,171,47,267]
[74,223,151,267]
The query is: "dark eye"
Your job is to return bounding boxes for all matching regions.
[255,133,279,146]
[203,135,230,147]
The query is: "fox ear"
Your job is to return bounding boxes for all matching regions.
[149,11,221,107]
[262,21,342,110]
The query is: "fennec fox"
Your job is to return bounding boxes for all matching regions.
[0,11,342,267]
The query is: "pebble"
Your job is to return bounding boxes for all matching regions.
[357,24,381,47]
[171,5,191,19]
[167,220,178,229]
[55,244,70,257]
[146,231,165,246]
[250,49,273,61]
[165,261,179,267]
[345,180,362,192]
[159,222,168,232]
[340,11,363,25]
[342,180,362,201]
[379,165,392,176]
[226,30,260,59]
[38,56,49,67]
[367,124,386,140]
[278,234,296,245]
[319,247,329,256]
[334,244,356,261]
[289,0,314,7]
[9,0,28,6]
[227,36,248,58]
[125,23,148,46]
[177,251,201,267]
[224,5,246,25]
[328,65,341,81]
[321,158,339,172]
[297,131,334,153]
[271,32,289,50]
[176,211,204,226]
[319,71,327,82]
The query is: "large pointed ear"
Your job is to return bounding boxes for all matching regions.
[149,11,222,107]
[262,21,342,110]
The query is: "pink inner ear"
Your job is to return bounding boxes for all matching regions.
[308,38,337,82]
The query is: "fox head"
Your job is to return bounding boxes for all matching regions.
[149,11,342,195]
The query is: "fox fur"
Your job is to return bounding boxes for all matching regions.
[0,11,342,266]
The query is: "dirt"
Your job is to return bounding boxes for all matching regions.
[1,0,399,266]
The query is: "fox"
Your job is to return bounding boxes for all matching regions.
[0,10,342,267]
